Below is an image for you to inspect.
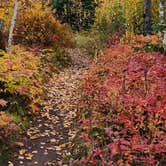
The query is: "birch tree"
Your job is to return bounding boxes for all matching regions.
[8,0,18,54]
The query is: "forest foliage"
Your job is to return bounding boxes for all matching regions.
[0,0,74,157]
[52,0,97,30]
[72,35,166,165]
[0,0,166,164]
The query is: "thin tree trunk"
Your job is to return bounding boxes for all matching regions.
[160,0,166,54]
[8,0,18,54]
[0,20,6,51]
[163,30,166,54]
[143,0,152,35]
[164,0,166,23]
[159,0,165,24]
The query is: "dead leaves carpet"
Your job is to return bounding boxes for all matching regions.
[12,49,90,166]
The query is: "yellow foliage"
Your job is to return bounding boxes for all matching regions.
[0,45,43,108]
[0,0,73,47]
[13,3,73,47]
[120,33,162,48]
[0,1,14,32]
[96,0,162,34]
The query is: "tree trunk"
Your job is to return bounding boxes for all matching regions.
[159,0,165,24]
[143,0,152,35]
[0,20,6,51]
[8,0,18,54]
[163,30,166,54]
[164,0,166,23]
[160,0,166,54]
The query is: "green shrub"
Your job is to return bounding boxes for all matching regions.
[74,31,105,56]
[52,0,97,30]
[52,48,71,68]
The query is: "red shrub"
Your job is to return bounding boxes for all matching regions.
[77,45,166,165]
[107,32,121,47]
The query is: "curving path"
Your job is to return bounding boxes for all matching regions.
[12,49,90,166]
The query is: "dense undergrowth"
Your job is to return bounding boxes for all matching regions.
[0,0,166,165]
[72,35,166,165]
[0,1,74,161]
[0,45,73,163]
[0,46,41,161]
[14,7,73,48]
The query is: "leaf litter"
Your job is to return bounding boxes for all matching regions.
[11,49,90,166]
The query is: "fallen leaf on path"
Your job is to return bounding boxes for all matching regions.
[32,150,38,154]
[25,153,33,160]
[19,149,27,155]
[54,146,61,151]
[18,156,24,160]
[8,161,14,166]
[50,138,57,143]
[30,133,41,140]
[14,142,24,147]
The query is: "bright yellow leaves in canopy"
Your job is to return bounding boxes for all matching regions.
[95,0,162,34]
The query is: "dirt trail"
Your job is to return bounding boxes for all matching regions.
[12,49,90,166]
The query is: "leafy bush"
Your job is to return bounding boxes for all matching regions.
[95,0,125,37]
[73,43,166,165]
[0,45,45,161]
[0,111,16,145]
[0,100,17,163]
[52,0,97,30]
[152,23,166,33]
[74,31,105,56]
[0,46,43,108]
[14,7,73,47]
[52,48,71,68]
[120,33,164,53]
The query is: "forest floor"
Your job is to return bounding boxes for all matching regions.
[11,49,90,166]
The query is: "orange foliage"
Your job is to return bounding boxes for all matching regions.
[0,112,16,146]
[120,33,162,48]
[0,45,43,112]
[14,7,73,47]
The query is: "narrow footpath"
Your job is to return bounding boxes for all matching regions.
[12,49,90,166]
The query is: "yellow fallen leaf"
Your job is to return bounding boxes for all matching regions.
[19,149,27,155]
[30,134,41,140]
[25,153,33,160]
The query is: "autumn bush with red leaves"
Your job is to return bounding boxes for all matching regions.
[73,39,166,165]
